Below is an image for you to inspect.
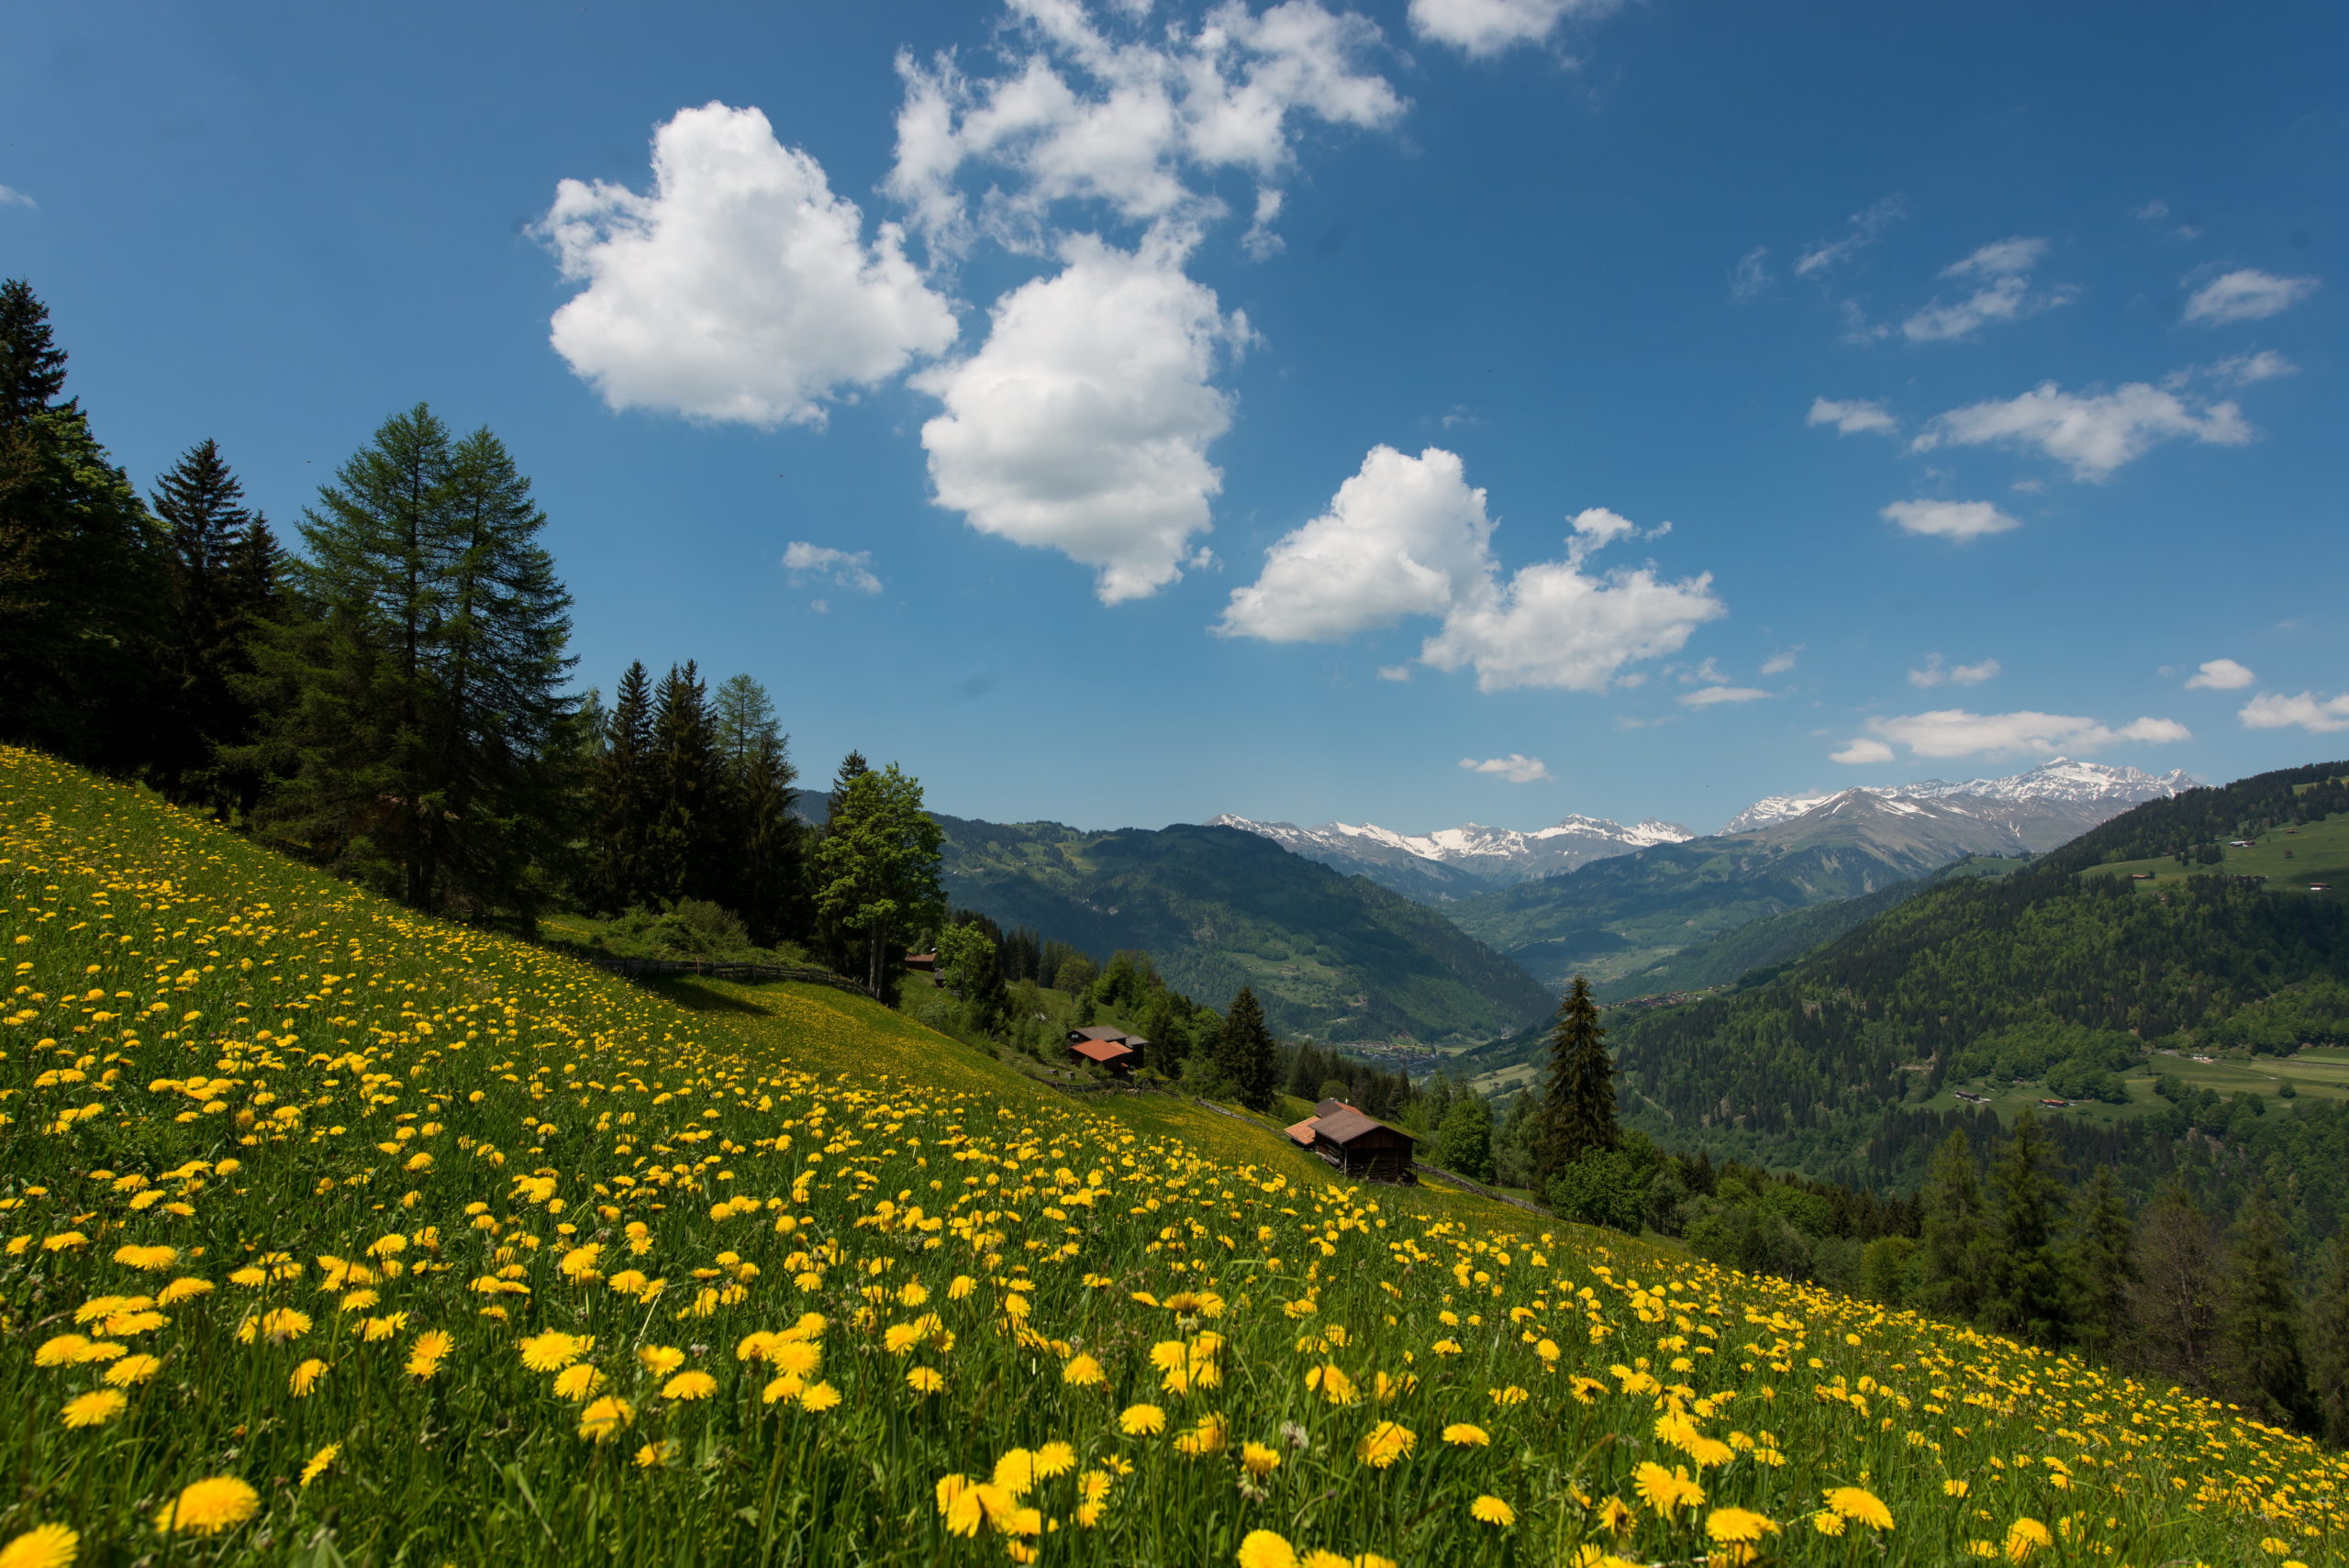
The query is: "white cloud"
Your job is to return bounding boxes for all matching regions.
[782,541,883,594]
[913,228,1249,604]
[2239,692,2349,733]
[1880,499,2021,540]
[1407,0,1625,57]
[1808,397,1898,437]
[2208,350,2296,388]
[541,103,957,428]
[1219,445,1724,691]
[1831,738,1896,766]
[0,184,35,209]
[1375,663,1413,682]
[2182,269,2320,326]
[1678,685,1771,707]
[889,0,1404,258]
[1909,653,2000,687]
[1841,708,2191,762]
[1731,247,1771,303]
[1796,195,1906,277]
[1459,753,1552,783]
[2186,658,2255,691]
[2136,200,2169,221]
[1761,646,1802,675]
[1218,445,1493,640]
[1909,380,2251,481]
[1899,236,2075,342]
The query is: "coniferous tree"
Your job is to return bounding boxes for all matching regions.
[1213,986,1280,1112]
[2129,1184,2225,1387]
[2308,1234,2349,1446]
[2065,1165,2137,1359]
[1286,1041,1325,1101]
[1915,1129,1990,1320]
[150,439,283,810]
[711,673,802,944]
[645,662,720,906]
[0,278,168,767]
[591,662,655,910]
[812,750,874,973]
[813,762,944,997]
[2219,1191,2312,1428]
[1536,977,1617,1189]
[1986,1112,2072,1344]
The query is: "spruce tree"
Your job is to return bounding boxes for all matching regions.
[0,278,168,767]
[150,439,281,808]
[645,662,720,906]
[2308,1234,2349,1446]
[711,673,802,944]
[1986,1112,2072,1344]
[1915,1129,1990,1321]
[1536,977,1617,1189]
[591,662,655,910]
[2065,1165,2137,1360]
[812,750,874,973]
[2219,1191,2313,1428]
[1213,986,1280,1112]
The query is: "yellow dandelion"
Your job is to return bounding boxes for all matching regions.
[1469,1496,1516,1528]
[1706,1507,1778,1544]
[0,1523,78,1568]
[2004,1518,2053,1562]
[1823,1486,1894,1532]
[553,1363,607,1401]
[1632,1462,1703,1518]
[104,1353,162,1386]
[1812,1510,1846,1537]
[576,1395,634,1442]
[156,1277,214,1306]
[1241,1440,1282,1476]
[662,1370,718,1401]
[405,1329,451,1379]
[518,1330,586,1372]
[1063,1352,1106,1388]
[1033,1441,1076,1479]
[907,1365,944,1395]
[153,1475,260,1536]
[289,1358,328,1397]
[299,1444,340,1488]
[798,1381,841,1412]
[61,1391,126,1429]
[1944,1479,1971,1498]
[638,1344,686,1376]
[1354,1421,1415,1469]
[1236,1529,1298,1568]
[633,1440,674,1470]
[1442,1423,1491,1447]
[1120,1403,1166,1436]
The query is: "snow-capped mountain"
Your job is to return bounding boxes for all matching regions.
[1721,759,2197,835]
[1209,812,1695,899]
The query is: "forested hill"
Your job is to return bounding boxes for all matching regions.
[934,817,1553,1042]
[1607,760,2349,1237]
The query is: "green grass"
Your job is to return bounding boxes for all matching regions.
[2083,811,2349,896]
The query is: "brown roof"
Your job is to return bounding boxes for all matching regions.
[1071,1025,1150,1047]
[1070,1039,1138,1064]
[1311,1107,1410,1146]
[1314,1098,1360,1118]
[1284,1117,1320,1147]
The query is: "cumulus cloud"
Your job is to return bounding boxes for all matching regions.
[1459,753,1552,783]
[1880,499,2020,540]
[0,184,35,209]
[2183,269,2320,326]
[2186,658,2254,691]
[1796,195,1906,277]
[1909,380,2251,481]
[782,541,882,595]
[1761,646,1803,676]
[1407,0,1626,58]
[1909,653,2000,687]
[2239,692,2349,734]
[1677,685,1771,707]
[889,0,1405,259]
[541,103,957,428]
[1219,445,1724,691]
[1899,236,2075,342]
[1808,397,1898,437]
[1837,708,2191,762]
[913,228,1249,604]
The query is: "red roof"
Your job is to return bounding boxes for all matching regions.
[1284,1117,1320,1147]
[1070,1039,1137,1064]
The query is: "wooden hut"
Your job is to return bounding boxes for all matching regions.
[1284,1098,1417,1183]
[1065,1024,1144,1074]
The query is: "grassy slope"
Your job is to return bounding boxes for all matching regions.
[1,749,2342,1566]
[2081,812,2349,897]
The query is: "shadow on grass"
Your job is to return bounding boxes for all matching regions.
[637,975,779,1015]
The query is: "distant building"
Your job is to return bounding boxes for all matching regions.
[1066,1024,1145,1074]
[1284,1098,1417,1183]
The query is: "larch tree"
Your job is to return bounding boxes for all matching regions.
[2129,1184,2225,1386]
[1535,977,1617,1189]
[813,761,944,997]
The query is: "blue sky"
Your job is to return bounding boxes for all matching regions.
[6,0,2343,833]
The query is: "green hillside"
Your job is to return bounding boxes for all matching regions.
[1600,761,2349,1231]
[935,816,1552,1042]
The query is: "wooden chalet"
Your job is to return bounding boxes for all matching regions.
[1284,1098,1417,1183]
[1065,1024,1145,1074]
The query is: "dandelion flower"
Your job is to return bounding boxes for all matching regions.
[0,1523,78,1568]
[907,1366,944,1395]
[1241,1441,1282,1476]
[299,1444,340,1488]
[1034,1441,1076,1479]
[662,1370,718,1401]
[1063,1352,1105,1388]
[576,1396,634,1442]
[1706,1507,1778,1544]
[518,1330,586,1372]
[639,1344,685,1376]
[1944,1479,1970,1498]
[2004,1518,2052,1562]
[1120,1403,1165,1437]
[798,1381,841,1412]
[1823,1486,1894,1532]
[33,1335,91,1368]
[1469,1496,1516,1527]
[1236,1529,1298,1568]
[157,1277,214,1306]
[633,1440,674,1470]
[153,1475,260,1536]
[405,1329,451,1379]
[1632,1462,1703,1518]
[104,1353,162,1386]
[553,1363,607,1401]
[289,1359,328,1397]
[1354,1421,1415,1469]
[1811,1510,1846,1537]
[769,1340,820,1378]
[61,1391,126,1429]
[1442,1423,1490,1447]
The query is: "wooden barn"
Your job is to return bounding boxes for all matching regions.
[1285,1098,1417,1183]
[1065,1024,1145,1074]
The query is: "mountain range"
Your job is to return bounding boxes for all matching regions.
[1219,759,2192,906]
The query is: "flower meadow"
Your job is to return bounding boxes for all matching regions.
[0,749,2343,1567]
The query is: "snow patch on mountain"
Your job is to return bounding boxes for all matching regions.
[1210,810,1694,890]
[1720,758,2198,835]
